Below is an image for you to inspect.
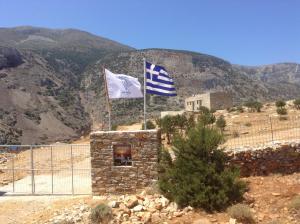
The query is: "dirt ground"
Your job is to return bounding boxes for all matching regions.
[0,173,299,224]
[0,144,90,192]
[0,101,300,223]
[219,101,300,149]
[0,196,93,224]
[110,100,300,150]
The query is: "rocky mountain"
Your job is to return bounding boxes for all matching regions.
[0,26,132,144]
[0,26,299,144]
[234,63,300,100]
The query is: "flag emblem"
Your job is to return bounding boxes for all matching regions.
[145,62,177,96]
[105,69,143,99]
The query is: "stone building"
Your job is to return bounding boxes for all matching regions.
[185,91,233,111]
[90,130,160,195]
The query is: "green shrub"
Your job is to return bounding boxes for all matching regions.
[157,114,191,143]
[198,107,216,126]
[293,99,300,110]
[90,203,112,224]
[289,195,300,210]
[244,100,262,112]
[187,114,196,130]
[276,107,287,115]
[158,122,246,211]
[111,124,118,131]
[216,115,226,131]
[172,114,188,132]
[227,204,255,223]
[142,120,156,129]
[210,108,217,113]
[198,106,210,114]
[275,100,286,108]
[159,115,176,144]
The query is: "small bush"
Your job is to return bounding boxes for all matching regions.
[198,106,210,114]
[276,107,287,115]
[245,122,252,127]
[198,107,216,126]
[142,120,156,129]
[90,203,112,224]
[227,204,255,223]
[244,100,262,112]
[275,100,286,108]
[159,115,176,144]
[210,108,217,113]
[289,195,300,210]
[216,115,226,131]
[293,99,300,110]
[111,124,118,131]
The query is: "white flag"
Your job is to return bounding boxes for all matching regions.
[105,69,143,99]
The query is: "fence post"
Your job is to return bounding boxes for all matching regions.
[50,146,54,194]
[30,145,35,194]
[269,116,274,144]
[12,154,15,193]
[71,145,74,195]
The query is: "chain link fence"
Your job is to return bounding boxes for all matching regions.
[0,144,91,195]
[222,115,300,150]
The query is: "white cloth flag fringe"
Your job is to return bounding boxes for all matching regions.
[105,69,143,99]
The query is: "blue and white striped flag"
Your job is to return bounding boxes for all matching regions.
[145,62,177,96]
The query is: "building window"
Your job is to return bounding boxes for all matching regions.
[197,100,202,106]
[113,144,132,166]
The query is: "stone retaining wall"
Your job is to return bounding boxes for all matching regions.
[90,130,160,195]
[227,142,300,176]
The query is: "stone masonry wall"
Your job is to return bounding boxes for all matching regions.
[90,130,160,195]
[227,142,300,177]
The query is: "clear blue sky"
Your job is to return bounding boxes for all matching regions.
[0,0,299,65]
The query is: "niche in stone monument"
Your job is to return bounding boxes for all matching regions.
[113,144,132,166]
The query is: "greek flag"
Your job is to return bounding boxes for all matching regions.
[145,62,177,96]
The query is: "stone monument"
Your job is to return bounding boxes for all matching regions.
[90,129,160,195]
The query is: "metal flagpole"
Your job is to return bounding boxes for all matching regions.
[143,58,147,130]
[102,67,112,131]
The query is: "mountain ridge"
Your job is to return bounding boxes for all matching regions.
[0,26,299,144]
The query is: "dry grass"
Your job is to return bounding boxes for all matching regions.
[289,195,300,211]
[90,203,112,224]
[227,203,255,224]
[219,101,300,149]
[267,220,283,224]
